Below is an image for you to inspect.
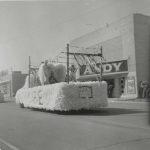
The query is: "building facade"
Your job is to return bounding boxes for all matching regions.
[0,70,27,97]
[12,71,27,96]
[70,13,150,98]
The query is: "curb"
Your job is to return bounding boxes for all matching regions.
[108,98,150,102]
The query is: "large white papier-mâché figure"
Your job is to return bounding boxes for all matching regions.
[23,60,67,88]
[38,60,66,85]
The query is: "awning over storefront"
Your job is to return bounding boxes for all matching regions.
[77,71,128,81]
[103,71,128,78]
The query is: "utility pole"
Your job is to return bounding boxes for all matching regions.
[29,56,31,88]
[10,67,13,97]
[100,46,103,81]
[67,44,69,84]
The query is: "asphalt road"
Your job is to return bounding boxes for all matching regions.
[0,99,150,150]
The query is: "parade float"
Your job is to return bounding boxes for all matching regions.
[15,44,108,111]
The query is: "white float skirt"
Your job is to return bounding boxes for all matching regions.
[16,81,108,111]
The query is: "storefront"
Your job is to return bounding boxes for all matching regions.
[0,70,27,97]
[103,59,128,98]
[70,14,150,98]
[76,59,129,98]
[0,80,12,98]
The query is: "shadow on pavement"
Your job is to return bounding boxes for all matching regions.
[31,107,147,116]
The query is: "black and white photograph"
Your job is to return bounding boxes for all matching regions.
[0,0,150,150]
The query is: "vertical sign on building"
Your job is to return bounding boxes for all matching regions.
[127,76,136,94]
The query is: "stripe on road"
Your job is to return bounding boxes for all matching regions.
[0,137,20,150]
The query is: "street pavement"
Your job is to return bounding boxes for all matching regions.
[0,99,150,150]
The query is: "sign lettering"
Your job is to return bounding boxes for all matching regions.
[80,60,128,76]
[103,64,112,72]
[112,62,122,71]
[84,65,92,75]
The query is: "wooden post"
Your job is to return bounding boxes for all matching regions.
[100,46,103,81]
[10,67,13,97]
[29,56,31,88]
[67,44,69,84]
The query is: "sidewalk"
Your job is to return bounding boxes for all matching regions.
[108,97,150,102]
[0,97,15,103]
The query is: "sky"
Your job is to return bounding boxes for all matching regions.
[0,0,150,73]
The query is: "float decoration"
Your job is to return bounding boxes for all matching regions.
[15,44,108,111]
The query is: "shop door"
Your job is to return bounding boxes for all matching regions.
[104,79,114,98]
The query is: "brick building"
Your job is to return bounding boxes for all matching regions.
[12,71,27,96]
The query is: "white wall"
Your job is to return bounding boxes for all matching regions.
[134,14,150,83]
